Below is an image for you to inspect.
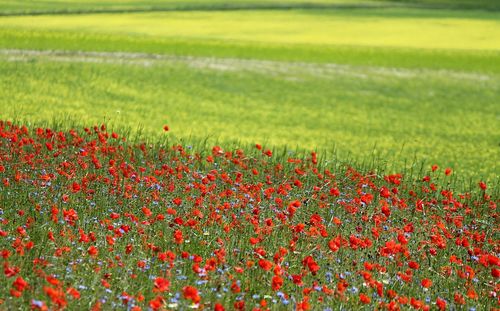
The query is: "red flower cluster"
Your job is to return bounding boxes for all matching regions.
[0,121,496,310]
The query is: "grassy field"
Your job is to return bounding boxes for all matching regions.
[1,8,500,51]
[1,49,499,179]
[0,1,499,310]
[0,121,497,310]
[1,3,499,180]
[1,0,499,15]
[0,0,376,15]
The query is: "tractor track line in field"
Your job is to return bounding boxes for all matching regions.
[0,4,398,17]
[0,48,494,83]
[2,2,497,17]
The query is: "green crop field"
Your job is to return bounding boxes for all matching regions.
[1,1,499,180]
[1,1,500,310]
[1,0,499,15]
[2,50,499,179]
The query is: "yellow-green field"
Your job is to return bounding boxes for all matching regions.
[0,1,499,181]
[1,9,499,50]
[0,2,500,311]
[1,0,499,14]
[0,0,374,14]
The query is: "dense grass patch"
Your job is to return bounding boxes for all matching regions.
[1,29,499,74]
[1,9,499,51]
[1,51,499,179]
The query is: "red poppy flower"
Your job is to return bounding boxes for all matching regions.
[173,230,184,244]
[87,246,98,257]
[271,275,283,291]
[421,278,432,288]
[258,259,273,271]
[214,303,225,311]
[183,286,200,303]
[149,296,164,310]
[436,298,446,310]
[12,276,28,291]
[153,277,170,292]
[359,293,371,304]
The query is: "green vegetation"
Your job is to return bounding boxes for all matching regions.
[0,0,384,16]
[0,2,499,309]
[0,120,497,310]
[2,50,498,178]
[387,0,500,10]
[1,0,499,15]
[2,29,499,74]
[1,9,500,51]
[0,1,499,181]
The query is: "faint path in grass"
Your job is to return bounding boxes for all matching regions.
[0,4,390,17]
[2,1,492,17]
[1,48,495,84]
[2,1,499,17]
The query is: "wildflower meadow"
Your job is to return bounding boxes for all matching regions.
[0,122,497,310]
[0,0,499,310]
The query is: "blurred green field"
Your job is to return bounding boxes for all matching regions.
[2,50,498,178]
[1,0,499,15]
[0,1,499,180]
[1,8,500,51]
[0,0,372,15]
